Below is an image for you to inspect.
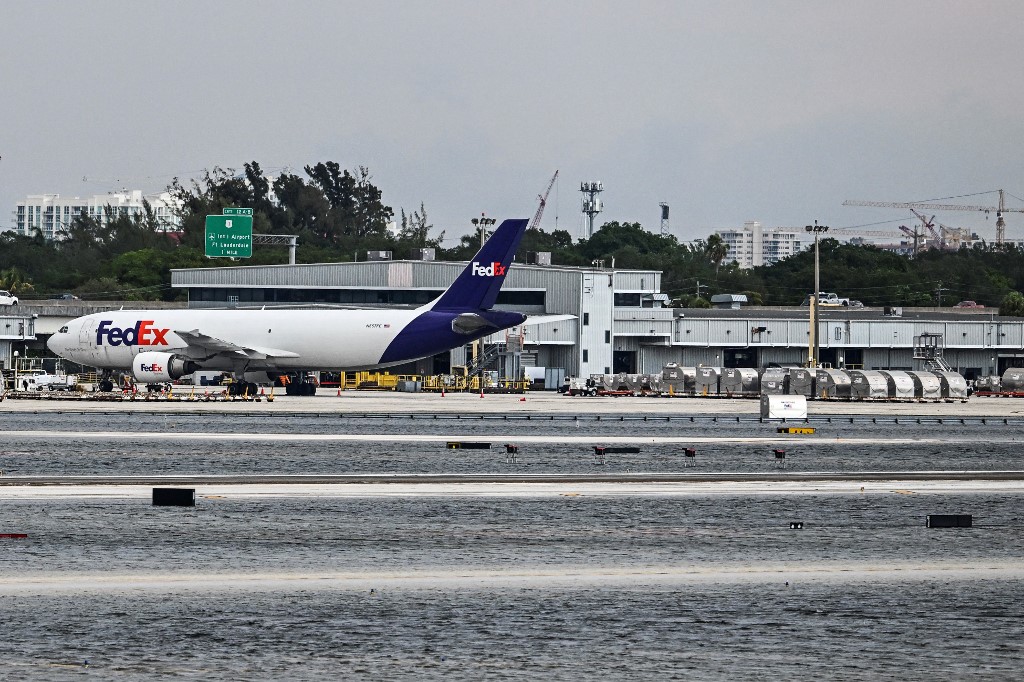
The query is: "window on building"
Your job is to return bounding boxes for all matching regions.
[583,312,590,326]
[605,330,610,343]
[614,293,642,306]
[582,349,589,362]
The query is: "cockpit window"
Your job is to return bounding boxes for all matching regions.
[59,326,69,333]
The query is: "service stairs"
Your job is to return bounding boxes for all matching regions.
[465,342,506,377]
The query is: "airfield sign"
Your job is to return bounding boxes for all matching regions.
[205,209,253,258]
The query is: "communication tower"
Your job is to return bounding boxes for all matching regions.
[659,203,669,235]
[580,181,604,238]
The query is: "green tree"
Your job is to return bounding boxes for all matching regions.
[1000,291,1024,316]
[704,233,730,275]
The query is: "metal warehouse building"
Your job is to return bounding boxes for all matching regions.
[171,260,1024,381]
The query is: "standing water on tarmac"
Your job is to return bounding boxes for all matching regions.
[2,411,1023,476]
[1,492,1022,679]
[1,409,1022,679]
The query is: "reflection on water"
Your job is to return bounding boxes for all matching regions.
[1,412,1022,679]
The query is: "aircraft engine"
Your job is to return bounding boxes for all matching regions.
[131,352,198,383]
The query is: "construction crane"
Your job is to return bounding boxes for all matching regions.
[830,228,904,238]
[843,190,1024,245]
[528,170,559,231]
[908,209,944,249]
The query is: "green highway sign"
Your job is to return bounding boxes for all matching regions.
[223,207,253,216]
[205,214,253,258]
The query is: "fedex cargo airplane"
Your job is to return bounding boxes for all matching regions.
[48,218,545,394]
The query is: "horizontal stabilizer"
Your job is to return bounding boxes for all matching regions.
[523,314,577,326]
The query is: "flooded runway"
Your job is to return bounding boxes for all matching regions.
[2,397,1022,679]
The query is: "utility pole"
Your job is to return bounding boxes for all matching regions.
[805,220,829,367]
[695,281,707,301]
[934,281,949,307]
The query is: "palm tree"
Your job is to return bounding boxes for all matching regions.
[0,267,34,295]
[705,234,730,276]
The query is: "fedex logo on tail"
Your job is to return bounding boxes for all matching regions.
[471,261,507,277]
[96,320,170,347]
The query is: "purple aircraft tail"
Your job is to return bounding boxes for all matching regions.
[430,218,528,311]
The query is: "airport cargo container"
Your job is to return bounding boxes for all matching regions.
[879,370,915,399]
[661,364,695,395]
[932,371,968,400]
[1000,368,1024,392]
[787,368,814,397]
[815,368,852,399]
[695,366,721,396]
[721,368,759,397]
[975,375,1000,392]
[759,368,788,395]
[906,371,942,400]
[848,370,889,399]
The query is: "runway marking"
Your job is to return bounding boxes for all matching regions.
[3,480,1024,498]
[1,562,1020,594]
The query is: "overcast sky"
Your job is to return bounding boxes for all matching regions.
[3,1,1024,244]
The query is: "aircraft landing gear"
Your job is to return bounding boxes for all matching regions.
[228,381,259,397]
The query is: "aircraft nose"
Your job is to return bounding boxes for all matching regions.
[47,332,65,355]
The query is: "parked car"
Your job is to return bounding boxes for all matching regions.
[51,293,80,300]
[955,300,985,308]
[0,290,18,306]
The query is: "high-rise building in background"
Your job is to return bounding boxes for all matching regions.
[714,221,804,268]
[11,190,180,240]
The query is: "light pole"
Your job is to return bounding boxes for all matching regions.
[471,214,495,250]
[12,350,19,392]
[469,214,496,382]
[805,220,829,367]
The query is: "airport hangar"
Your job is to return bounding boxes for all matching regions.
[168,258,1024,382]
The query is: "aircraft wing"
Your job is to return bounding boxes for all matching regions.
[173,329,301,360]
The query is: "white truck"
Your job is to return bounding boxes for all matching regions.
[802,292,852,307]
[13,369,78,391]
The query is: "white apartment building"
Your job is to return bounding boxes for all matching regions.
[715,221,804,268]
[11,190,181,240]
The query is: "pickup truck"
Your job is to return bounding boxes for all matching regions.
[12,370,78,391]
[801,292,851,307]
